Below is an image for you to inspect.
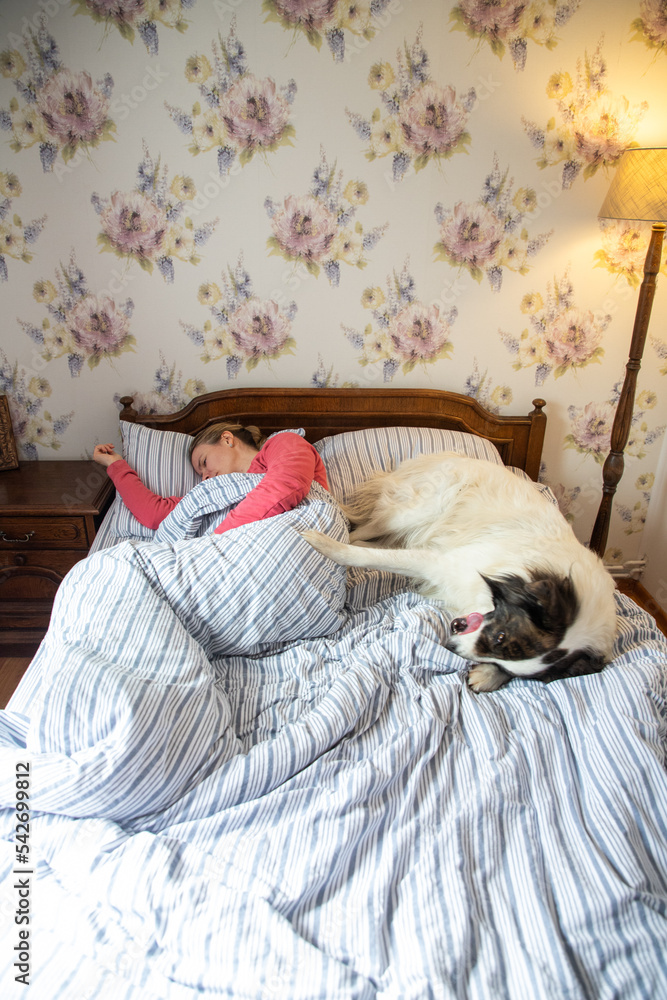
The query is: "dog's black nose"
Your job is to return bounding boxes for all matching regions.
[451,617,468,634]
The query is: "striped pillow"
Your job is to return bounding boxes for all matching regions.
[110,422,200,539]
[314,426,503,500]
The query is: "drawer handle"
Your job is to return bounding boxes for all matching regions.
[0,530,35,543]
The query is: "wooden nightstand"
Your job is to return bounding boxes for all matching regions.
[0,461,114,656]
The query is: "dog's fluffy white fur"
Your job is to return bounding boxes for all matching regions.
[302,452,617,692]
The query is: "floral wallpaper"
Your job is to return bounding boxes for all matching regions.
[1,0,667,589]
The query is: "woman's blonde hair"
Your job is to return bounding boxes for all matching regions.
[189,421,267,457]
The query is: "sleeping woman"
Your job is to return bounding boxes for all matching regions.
[93,422,329,534]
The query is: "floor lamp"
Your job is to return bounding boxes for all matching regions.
[589,147,667,559]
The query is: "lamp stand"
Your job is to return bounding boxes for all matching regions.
[590,222,665,558]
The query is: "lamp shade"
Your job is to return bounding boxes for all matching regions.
[598,147,667,222]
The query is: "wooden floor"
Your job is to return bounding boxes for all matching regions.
[1,579,665,710]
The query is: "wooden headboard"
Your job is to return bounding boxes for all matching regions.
[119,387,547,481]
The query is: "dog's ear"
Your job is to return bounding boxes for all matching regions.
[539,648,607,683]
[481,573,525,604]
[480,572,577,626]
[522,574,579,631]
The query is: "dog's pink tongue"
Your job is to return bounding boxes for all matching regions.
[461,612,485,634]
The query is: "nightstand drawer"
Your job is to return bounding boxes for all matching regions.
[0,549,85,597]
[0,516,90,549]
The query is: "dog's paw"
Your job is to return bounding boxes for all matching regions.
[300,529,348,563]
[467,662,511,693]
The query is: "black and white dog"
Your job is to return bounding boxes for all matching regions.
[302,452,618,692]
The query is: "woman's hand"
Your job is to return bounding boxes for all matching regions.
[93,443,123,468]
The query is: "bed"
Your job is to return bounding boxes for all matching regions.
[1,386,666,998]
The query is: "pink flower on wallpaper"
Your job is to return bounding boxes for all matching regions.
[222,75,291,152]
[36,69,111,147]
[545,308,603,369]
[270,194,337,264]
[632,0,667,52]
[68,294,132,355]
[72,0,193,53]
[78,0,145,25]
[565,401,614,463]
[228,299,292,358]
[270,0,337,31]
[437,202,504,269]
[264,0,382,60]
[388,303,453,362]
[453,0,525,38]
[572,96,641,168]
[99,191,168,260]
[399,83,470,157]
[450,0,580,70]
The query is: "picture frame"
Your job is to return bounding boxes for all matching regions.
[0,394,19,471]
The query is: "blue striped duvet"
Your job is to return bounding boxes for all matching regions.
[1,479,667,998]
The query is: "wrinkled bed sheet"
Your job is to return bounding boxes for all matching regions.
[1,477,666,998]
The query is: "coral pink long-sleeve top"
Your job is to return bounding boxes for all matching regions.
[107,432,329,535]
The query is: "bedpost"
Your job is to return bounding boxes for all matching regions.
[119,396,138,423]
[525,398,547,482]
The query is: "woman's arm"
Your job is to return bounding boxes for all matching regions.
[213,433,328,535]
[94,445,182,530]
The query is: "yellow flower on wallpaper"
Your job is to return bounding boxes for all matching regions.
[368,62,395,90]
[197,282,222,306]
[344,180,369,205]
[545,71,572,99]
[33,280,57,304]
[171,175,196,201]
[523,40,648,188]
[0,49,26,79]
[185,55,212,84]
[463,360,513,414]
[0,170,46,281]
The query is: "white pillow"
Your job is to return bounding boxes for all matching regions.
[315,426,503,500]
